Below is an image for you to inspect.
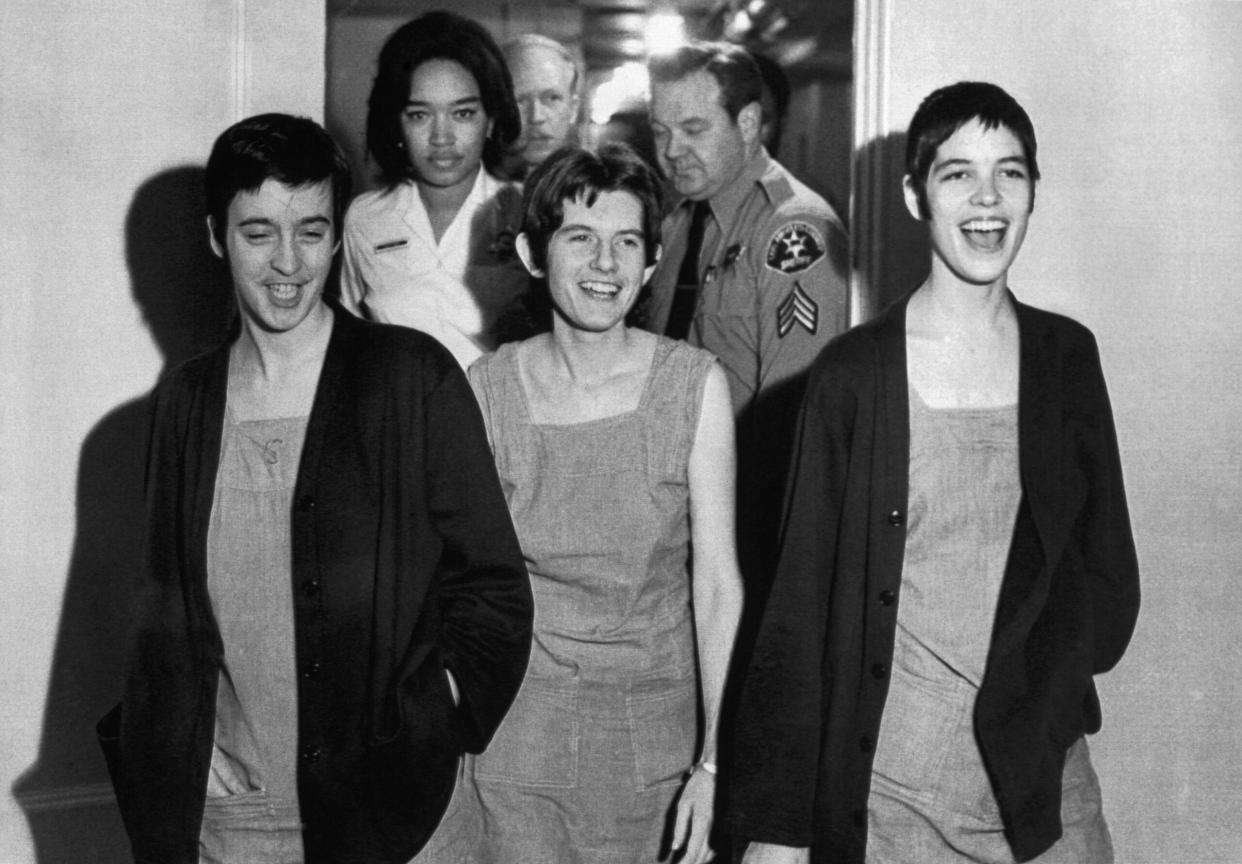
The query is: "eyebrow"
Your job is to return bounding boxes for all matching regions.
[557,223,644,238]
[651,115,708,131]
[237,215,332,229]
[933,154,1027,172]
[405,95,483,108]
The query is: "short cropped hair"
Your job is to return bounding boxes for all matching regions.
[648,41,762,121]
[205,113,351,248]
[521,144,664,273]
[366,11,521,185]
[503,33,581,93]
[905,81,1040,218]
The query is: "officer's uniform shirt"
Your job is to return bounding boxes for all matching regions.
[341,170,527,369]
[641,148,849,590]
[642,149,849,415]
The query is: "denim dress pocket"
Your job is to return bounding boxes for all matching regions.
[473,677,579,788]
[871,660,964,802]
[627,673,697,792]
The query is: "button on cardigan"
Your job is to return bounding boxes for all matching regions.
[728,291,1140,863]
[99,306,532,864]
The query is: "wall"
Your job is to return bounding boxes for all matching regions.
[0,2,325,861]
[853,1,1242,860]
[769,74,853,223]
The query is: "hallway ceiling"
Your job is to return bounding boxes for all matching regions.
[328,0,851,76]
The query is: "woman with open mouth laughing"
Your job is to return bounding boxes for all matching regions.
[729,82,1140,864]
[465,144,743,864]
[98,114,532,864]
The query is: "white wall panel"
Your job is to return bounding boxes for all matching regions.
[0,3,324,861]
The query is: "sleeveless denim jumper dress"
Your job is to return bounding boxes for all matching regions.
[866,387,1112,864]
[466,337,715,863]
[200,408,308,863]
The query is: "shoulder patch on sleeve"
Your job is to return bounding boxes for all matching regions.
[765,221,826,275]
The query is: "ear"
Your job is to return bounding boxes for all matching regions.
[515,232,544,277]
[643,243,663,285]
[207,216,225,259]
[737,101,762,146]
[902,175,924,221]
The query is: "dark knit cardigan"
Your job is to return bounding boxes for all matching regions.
[728,291,1140,862]
[99,307,532,864]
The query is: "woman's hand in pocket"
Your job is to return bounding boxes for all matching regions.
[444,667,461,707]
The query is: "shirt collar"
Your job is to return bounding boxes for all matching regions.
[467,167,495,205]
[405,166,496,208]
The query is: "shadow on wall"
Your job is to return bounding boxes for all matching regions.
[855,130,930,318]
[12,166,234,863]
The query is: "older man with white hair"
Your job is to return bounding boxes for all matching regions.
[502,34,581,178]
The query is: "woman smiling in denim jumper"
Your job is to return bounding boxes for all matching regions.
[467,144,744,864]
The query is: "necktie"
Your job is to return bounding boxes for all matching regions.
[664,200,710,340]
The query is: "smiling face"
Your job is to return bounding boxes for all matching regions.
[509,45,579,170]
[401,58,492,193]
[210,178,336,335]
[519,190,657,335]
[650,70,757,201]
[905,118,1034,290]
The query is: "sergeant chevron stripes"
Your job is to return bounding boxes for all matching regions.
[777,281,818,337]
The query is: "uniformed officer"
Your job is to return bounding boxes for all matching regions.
[644,41,849,597]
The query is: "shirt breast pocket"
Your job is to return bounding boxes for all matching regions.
[701,256,758,322]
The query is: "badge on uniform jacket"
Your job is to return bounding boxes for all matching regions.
[489,230,517,261]
[765,222,825,275]
[777,281,818,337]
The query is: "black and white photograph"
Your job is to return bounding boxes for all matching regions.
[2,1,1238,862]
